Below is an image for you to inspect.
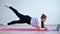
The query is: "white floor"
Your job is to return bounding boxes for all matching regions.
[0,24,60,34]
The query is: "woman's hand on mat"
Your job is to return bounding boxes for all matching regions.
[37,27,46,30]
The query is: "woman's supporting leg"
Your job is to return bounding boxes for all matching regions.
[8,20,25,25]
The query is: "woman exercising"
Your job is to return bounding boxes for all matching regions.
[5,5,47,29]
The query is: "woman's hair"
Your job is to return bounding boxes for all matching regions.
[41,14,47,19]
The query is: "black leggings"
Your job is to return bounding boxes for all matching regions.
[8,6,31,25]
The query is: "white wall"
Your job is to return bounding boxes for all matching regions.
[0,0,60,24]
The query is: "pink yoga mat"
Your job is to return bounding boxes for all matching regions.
[0,28,49,31]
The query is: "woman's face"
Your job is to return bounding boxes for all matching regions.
[41,18,46,22]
